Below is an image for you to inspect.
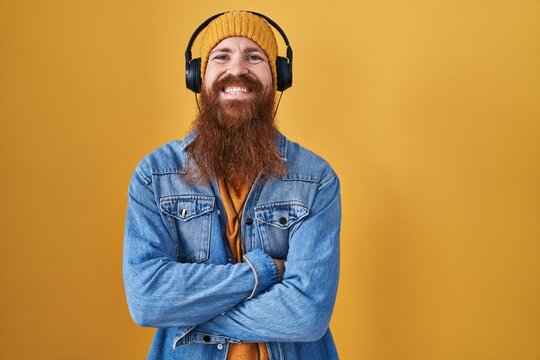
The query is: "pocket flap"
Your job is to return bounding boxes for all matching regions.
[255,201,309,229]
[160,195,214,221]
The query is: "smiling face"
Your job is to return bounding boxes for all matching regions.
[203,36,274,99]
[187,36,285,184]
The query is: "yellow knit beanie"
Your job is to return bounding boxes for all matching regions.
[199,11,278,86]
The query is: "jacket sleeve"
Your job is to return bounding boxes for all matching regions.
[194,173,341,342]
[122,169,278,329]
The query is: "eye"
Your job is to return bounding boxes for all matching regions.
[212,54,229,62]
[247,54,265,62]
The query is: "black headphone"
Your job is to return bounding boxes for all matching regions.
[185,11,293,93]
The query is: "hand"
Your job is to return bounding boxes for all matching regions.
[273,258,286,282]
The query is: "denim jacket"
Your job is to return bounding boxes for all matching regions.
[123,131,341,359]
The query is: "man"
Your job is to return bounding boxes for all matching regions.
[123,10,341,359]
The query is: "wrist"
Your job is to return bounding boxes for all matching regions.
[273,259,285,282]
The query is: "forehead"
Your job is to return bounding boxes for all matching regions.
[210,36,266,54]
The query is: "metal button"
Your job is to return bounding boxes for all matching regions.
[181,208,187,217]
[217,344,224,350]
[203,335,211,343]
[279,217,287,225]
[245,218,253,225]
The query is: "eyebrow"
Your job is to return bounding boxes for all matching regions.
[209,47,266,56]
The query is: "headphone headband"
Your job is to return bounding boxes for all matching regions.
[185,11,293,93]
[184,13,223,66]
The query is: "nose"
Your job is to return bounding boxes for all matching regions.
[226,57,249,77]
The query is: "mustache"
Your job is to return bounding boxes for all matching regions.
[211,74,263,93]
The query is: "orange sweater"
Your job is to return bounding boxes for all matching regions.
[218,178,269,360]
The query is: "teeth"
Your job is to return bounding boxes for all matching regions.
[224,87,248,94]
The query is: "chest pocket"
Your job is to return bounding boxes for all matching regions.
[254,201,309,259]
[160,195,214,263]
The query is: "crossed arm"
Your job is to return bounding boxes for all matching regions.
[123,170,341,342]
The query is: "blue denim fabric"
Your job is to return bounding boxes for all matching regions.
[123,131,341,359]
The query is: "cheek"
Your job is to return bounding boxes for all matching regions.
[259,67,273,90]
[203,66,219,86]
[203,77,218,94]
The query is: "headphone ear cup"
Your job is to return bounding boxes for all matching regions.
[276,56,292,92]
[186,58,202,93]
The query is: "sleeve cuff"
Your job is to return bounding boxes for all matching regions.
[242,248,278,300]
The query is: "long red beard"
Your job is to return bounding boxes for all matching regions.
[186,74,286,184]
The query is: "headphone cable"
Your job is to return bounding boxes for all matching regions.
[195,93,201,113]
[273,91,284,120]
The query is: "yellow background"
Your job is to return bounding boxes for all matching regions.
[1,0,539,359]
